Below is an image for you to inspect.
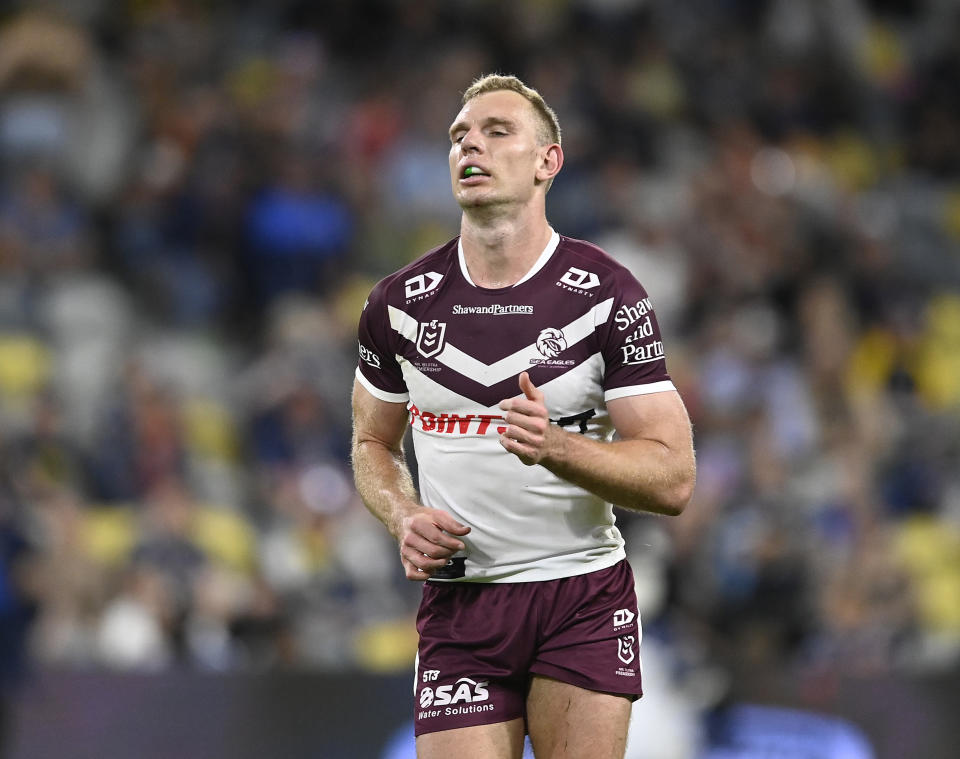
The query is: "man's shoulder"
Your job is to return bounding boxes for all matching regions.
[553,235,641,291]
[367,237,459,308]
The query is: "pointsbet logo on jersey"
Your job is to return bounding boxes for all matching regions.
[408,404,506,436]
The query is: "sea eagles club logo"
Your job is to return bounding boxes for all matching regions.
[536,327,567,358]
[417,320,447,358]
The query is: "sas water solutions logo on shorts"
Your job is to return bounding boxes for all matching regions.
[418,676,494,720]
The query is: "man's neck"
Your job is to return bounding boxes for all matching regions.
[459,209,553,289]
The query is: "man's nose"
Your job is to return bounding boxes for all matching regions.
[460,129,483,153]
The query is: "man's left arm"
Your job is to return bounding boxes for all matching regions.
[498,372,695,516]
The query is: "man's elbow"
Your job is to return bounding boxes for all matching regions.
[655,464,696,516]
[618,476,694,516]
[660,478,694,516]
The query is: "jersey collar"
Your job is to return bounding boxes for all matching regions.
[458,229,560,288]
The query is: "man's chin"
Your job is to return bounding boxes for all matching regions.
[456,192,504,210]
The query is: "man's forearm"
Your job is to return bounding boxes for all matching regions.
[498,374,696,516]
[351,439,420,539]
[351,382,472,581]
[352,435,471,581]
[542,429,695,516]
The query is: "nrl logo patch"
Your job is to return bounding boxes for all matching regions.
[417,320,447,358]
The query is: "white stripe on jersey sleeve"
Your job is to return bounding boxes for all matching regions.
[355,367,410,403]
[604,380,676,402]
[388,306,419,343]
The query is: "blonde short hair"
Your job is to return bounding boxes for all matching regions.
[462,74,561,147]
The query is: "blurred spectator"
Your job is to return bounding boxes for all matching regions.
[88,363,188,502]
[0,167,92,279]
[97,563,173,671]
[244,147,353,306]
[0,11,133,203]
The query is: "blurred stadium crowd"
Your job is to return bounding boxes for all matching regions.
[1,0,959,713]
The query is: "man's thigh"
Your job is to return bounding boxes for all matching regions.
[526,676,632,759]
[415,582,535,737]
[416,719,526,759]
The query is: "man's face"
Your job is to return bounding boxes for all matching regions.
[448,90,549,210]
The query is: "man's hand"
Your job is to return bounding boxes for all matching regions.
[498,372,562,466]
[397,507,471,581]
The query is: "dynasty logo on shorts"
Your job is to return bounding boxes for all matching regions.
[612,608,635,629]
[417,677,495,720]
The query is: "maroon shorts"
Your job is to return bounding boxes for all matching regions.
[413,560,643,736]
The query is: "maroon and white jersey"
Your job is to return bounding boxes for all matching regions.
[356,231,675,582]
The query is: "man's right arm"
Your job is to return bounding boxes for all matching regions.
[351,379,470,580]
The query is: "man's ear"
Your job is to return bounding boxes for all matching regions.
[536,143,564,184]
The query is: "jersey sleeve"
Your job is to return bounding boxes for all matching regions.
[356,281,409,403]
[599,269,675,402]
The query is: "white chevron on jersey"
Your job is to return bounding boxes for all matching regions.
[402,349,609,422]
[388,297,616,387]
